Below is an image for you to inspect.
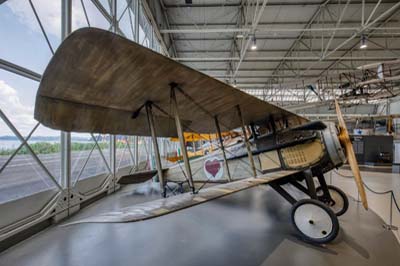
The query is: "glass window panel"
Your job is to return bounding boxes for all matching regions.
[118,7,135,40]
[0,160,59,204]
[27,124,61,184]
[76,0,111,31]
[138,4,152,47]
[0,138,59,203]
[0,69,61,203]
[137,136,151,170]
[152,30,161,53]
[98,0,111,13]
[0,71,39,137]
[71,133,109,183]
[116,136,133,170]
[0,1,54,74]
[79,148,109,179]
[0,120,18,172]
[72,0,92,30]
[116,0,129,19]
[31,0,62,50]
[138,26,146,46]
[71,132,93,183]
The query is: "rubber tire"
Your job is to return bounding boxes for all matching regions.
[316,185,349,216]
[291,199,339,244]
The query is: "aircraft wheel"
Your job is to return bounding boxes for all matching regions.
[316,185,349,216]
[291,199,339,244]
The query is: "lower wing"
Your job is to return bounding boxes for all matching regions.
[64,170,299,225]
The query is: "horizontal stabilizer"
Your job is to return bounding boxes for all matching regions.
[118,169,168,184]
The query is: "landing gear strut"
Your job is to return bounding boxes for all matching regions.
[270,170,348,244]
[316,185,349,216]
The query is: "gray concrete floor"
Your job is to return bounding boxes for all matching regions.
[0,181,399,266]
[330,168,400,242]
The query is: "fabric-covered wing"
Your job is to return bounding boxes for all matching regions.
[35,28,308,137]
[63,170,299,225]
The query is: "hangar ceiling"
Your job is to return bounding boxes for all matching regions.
[149,0,400,108]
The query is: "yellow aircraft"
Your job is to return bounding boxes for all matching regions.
[167,132,239,161]
[34,28,368,244]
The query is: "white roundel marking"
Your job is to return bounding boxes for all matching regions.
[294,203,333,239]
[203,157,224,180]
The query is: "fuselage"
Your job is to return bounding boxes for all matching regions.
[165,121,346,182]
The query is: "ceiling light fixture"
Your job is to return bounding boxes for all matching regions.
[360,35,367,49]
[250,35,257,50]
[232,80,237,88]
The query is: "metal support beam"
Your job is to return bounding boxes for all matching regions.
[169,19,399,27]
[173,56,397,62]
[233,0,269,78]
[170,86,195,192]
[160,26,400,34]
[145,103,166,197]
[61,0,72,191]
[365,0,383,25]
[0,58,41,81]
[318,4,400,78]
[109,0,117,191]
[159,0,178,56]
[225,0,245,83]
[236,105,257,177]
[141,0,171,56]
[317,2,400,62]
[177,48,400,53]
[174,34,400,41]
[163,1,400,8]
[134,0,140,42]
[362,0,365,26]
[269,0,330,82]
[110,0,117,32]
[322,0,351,57]
[214,116,232,182]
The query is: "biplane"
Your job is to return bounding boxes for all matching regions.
[34,28,368,244]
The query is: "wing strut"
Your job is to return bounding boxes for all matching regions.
[236,105,257,177]
[214,116,232,182]
[145,102,166,197]
[170,84,195,193]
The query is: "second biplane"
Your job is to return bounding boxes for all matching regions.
[34,28,368,244]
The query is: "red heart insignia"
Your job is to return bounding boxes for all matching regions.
[205,159,221,177]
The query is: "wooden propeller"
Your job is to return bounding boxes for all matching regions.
[335,100,368,210]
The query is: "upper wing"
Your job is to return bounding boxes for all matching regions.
[35,28,308,137]
[63,170,299,225]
